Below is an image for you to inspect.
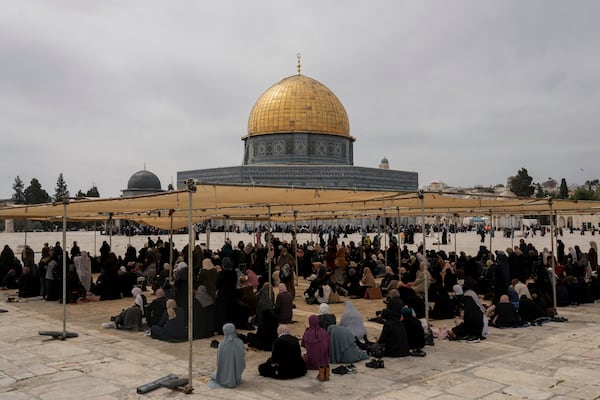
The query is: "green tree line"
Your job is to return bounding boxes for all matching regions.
[11,173,100,205]
[509,168,599,200]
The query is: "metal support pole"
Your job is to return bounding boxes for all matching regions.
[186,181,196,393]
[294,210,299,286]
[39,200,78,340]
[549,198,558,316]
[108,213,113,249]
[397,208,401,271]
[488,209,493,255]
[418,191,429,326]
[62,202,67,336]
[510,215,514,250]
[169,210,174,283]
[384,218,388,266]
[453,214,458,263]
[93,222,97,257]
[437,218,441,251]
[206,220,211,251]
[267,206,273,300]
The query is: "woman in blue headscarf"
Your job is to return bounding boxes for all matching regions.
[327,324,369,364]
[209,323,246,388]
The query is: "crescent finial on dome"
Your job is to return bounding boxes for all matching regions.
[297,53,301,75]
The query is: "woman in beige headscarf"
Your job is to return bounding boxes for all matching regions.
[149,299,186,341]
[361,267,376,288]
[412,261,432,298]
[199,257,218,299]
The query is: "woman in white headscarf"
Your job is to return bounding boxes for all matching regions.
[318,303,336,331]
[209,323,245,388]
[73,251,92,294]
[108,287,147,331]
[339,301,367,339]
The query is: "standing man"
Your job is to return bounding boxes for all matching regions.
[277,247,296,297]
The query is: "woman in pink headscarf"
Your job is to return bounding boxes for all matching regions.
[301,315,330,370]
[274,283,294,323]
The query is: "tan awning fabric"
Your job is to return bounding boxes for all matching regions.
[1,184,599,229]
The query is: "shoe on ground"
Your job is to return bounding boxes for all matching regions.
[332,365,348,375]
[410,349,426,357]
[366,359,384,369]
[345,364,357,373]
[461,336,480,343]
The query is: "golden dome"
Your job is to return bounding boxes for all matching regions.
[245,74,353,140]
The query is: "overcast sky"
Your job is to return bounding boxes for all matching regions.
[1,0,599,200]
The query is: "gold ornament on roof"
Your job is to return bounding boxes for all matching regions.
[297,53,301,75]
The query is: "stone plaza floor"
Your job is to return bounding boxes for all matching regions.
[1,230,600,399]
[1,280,600,400]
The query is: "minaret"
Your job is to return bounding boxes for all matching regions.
[379,156,389,170]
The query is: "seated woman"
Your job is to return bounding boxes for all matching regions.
[355,267,376,298]
[380,266,399,296]
[345,267,362,298]
[398,285,425,318]
[253,283,274,326]
[339,301,367,340]
[18,266,40,298]
[247,309,279,351]
[451,284,464,317]
[441,261,458,292]
[376,314,410,357]
[490,294,521,327]
[318,303,337,331]
[304,266,328,304]
[209,323,246,389]
[2,269,20,290]
[131,287,147,317]
[370,289,404,324]
[236,276,257,317]
[104,287,147,330]
[274,283,294,324]
[193,285,216,339]
[152,263,172,293]
[401,307,426,356]
[429,284,455,320]
[519,294,549,323]
[150,299,186,341]
[449,295,484,341]
[65,264,85,303]
[327,324,369,364]
[301,315,330,370]
[258,325,307,379]
[145,288,167,327]
[412,261,432,299]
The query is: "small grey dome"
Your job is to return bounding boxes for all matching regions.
[127,170,162,191]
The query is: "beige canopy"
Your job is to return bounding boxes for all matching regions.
[1,183,599,229]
